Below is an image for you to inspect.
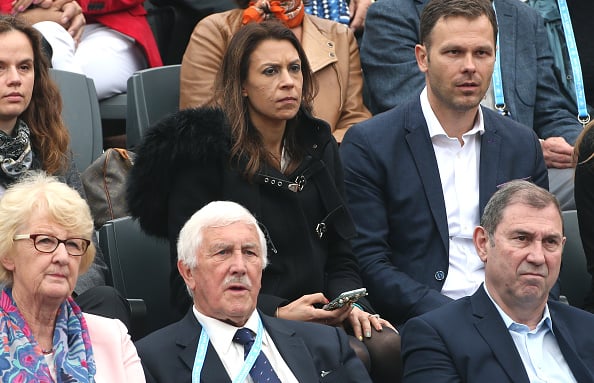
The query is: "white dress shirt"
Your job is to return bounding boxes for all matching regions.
[484,285,577,383]
[194,307,298,383]
[420,88,485,299]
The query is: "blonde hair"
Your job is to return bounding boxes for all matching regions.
[0,172,95,285]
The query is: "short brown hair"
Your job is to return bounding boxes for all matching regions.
[420,0,498,50]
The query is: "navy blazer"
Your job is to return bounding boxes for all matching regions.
[340,98,548,325]
[135,310,372,383]
[401,287,594,382]
[360,0,582,144]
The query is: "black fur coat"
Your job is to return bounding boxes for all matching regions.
[126,107,368,316]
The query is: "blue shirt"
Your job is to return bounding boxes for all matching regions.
[484,285,577,382]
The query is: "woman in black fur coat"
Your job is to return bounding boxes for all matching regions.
[127,21,401,382]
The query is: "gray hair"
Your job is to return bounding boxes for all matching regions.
[177,200,268,269]
[480,180,562,244]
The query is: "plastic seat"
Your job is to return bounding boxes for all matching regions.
[126,64,181,149]
[49,69,103,172]
[98,216,175,339]
[560,210,592,308]
[99,93,128,120]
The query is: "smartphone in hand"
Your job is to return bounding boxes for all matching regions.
[323,288,367,310]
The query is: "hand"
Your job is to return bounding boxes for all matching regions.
[348,0,373,33]
[276,293,352,326]
[540,137,575,169]
[53,0,85,44]
[346,306,396,341]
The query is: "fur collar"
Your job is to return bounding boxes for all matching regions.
[127,107,331,238]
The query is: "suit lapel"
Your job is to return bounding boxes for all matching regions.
[405,101,449,252]
[175,311,231,383]
[478,112,502,215]
[471,288,531,383]
[261,314,320,382]
[550,306,594,382]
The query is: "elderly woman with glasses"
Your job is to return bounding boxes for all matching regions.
[0,172,145,382]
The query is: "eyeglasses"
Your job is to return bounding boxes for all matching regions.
[13,234,90,256]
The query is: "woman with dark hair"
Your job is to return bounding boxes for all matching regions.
[574,120,594,312]
[180,0,370,143]
[0,15,129,325]
[129,20,401,382]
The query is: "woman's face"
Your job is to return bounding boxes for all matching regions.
[242,39,303,129]
[0,30,34,135]
[2,209,83,305]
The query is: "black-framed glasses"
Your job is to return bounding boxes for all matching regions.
[13,234,90,256]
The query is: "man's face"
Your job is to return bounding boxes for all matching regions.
[474,203,565,317]
[179,222,263,326]
[415,14,495,114]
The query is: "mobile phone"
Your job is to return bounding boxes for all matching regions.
[323,288,367,310]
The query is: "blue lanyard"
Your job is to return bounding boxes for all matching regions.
[557,0,590,125]
[491,3,507,116]
[192,317,264,383]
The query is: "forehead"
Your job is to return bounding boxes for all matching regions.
[249,39,299,64]
[201,222,260,246]
[497,203,563,234]
[0,30,33,61]
[429,14,495,47]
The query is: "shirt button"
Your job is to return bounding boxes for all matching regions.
[435,270,445,281]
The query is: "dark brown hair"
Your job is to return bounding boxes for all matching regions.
[0,16,69,174]
[420,0,498,50]
[213,20,316,179]
[574,120,594,166]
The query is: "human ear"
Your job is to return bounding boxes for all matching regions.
[415,44,429,73]
[473,226,489,262]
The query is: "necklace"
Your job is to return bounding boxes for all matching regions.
[268,151,282,169]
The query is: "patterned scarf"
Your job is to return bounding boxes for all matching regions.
[305,0,351,25]
[0,119,33,180]
[0,288,96,382]
[242,0,305,28]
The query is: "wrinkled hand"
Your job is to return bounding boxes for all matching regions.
[540,137,575,169]
[346,306,396,341]
[276,293,352,326]
[348,0,373,33]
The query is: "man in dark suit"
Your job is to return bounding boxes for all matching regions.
[135,200,372,383]
[340,0,549,325]
[360,0,582,210]
[401,180,594,382]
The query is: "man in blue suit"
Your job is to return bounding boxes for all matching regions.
[136,201,372,383]
[401,180,594,382]
[360,0,582,209]
[340,0,549,325]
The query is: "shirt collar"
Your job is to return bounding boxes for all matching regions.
[483,284,554,334]
[193,306,267,354]
[419,86,486,139]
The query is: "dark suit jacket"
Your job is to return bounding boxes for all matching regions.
[135,310,372,383]
[401,287,594,382]
[340,99,549,325]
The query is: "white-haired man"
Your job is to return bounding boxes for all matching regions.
[136,200,372,383]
